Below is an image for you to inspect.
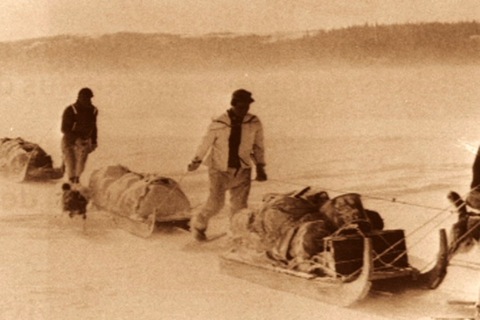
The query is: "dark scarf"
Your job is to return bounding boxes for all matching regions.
[227,109,244,169]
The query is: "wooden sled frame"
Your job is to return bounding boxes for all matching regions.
[112,213,157,238]
[219,229,448,306]
[415,228,448,289]
[105,209,192,238]
[220,237,372,307]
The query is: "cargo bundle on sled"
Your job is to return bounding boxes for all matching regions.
[220,188,448,306]
[89,165,191,237]
[0,137,63,181]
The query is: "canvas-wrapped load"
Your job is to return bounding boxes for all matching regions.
[0,137,63,181]
[278,220,332,261]
[89,165,191,222]
[249,188,330,250]
[231,188,384,272]
[231,188,332,262]
[320,193,369,231]
[89,165,131,204]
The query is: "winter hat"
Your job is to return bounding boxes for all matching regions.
[231,89,254,106]
[78,87,94,98]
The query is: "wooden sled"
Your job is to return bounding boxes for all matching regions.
[220,228,448,307]
[220,237,373,307]
[89,165,192,238]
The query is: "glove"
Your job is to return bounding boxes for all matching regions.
[188,157,202,172]
[255,164,267,182]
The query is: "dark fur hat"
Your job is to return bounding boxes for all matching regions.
[231,89,254,106]
[78,87,94,98]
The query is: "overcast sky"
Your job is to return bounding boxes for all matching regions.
[0,0,478,42]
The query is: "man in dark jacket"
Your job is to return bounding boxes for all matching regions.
[61,88,98,185]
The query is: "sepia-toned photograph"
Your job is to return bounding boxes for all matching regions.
[0,1,479,319]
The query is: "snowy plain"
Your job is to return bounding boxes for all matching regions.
[0,65,479,319]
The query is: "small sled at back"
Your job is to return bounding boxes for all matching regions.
[0,137,63,182]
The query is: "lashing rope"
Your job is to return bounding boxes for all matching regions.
[266,178,451,212]
[259,177,478,276]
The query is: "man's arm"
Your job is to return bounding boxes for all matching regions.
[251,120,265,166]
[194,121,217,161]
[252,119,267,181]
[61,106,74,135]
[188,121,217,171]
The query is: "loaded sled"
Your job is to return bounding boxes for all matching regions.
[221,228,448,306]
[0,137,63,181]
[220,189,449,306]
[89,165,191,237]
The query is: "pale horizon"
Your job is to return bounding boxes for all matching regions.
[0,0,478,42]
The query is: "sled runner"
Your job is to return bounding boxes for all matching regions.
[156,219,229,245]
[220,228,448,306]
[112,213,156,238]
[221,237,373,306]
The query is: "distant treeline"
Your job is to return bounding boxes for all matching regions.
[0,21,479,72]
[302,21,480,64]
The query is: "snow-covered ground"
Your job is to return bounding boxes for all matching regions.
[0,178,478,320]
[0,65,479,319]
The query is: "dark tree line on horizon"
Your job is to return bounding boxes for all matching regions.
[0,21,479,72]
[302,21,480,63]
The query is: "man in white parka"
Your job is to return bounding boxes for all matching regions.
[188,89,267,241]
